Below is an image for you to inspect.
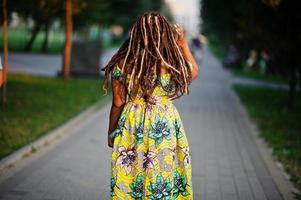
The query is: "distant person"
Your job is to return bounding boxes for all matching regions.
[246,49,258,71]
[101,12,198,199]
[258,50,270,75]
[190,36,201,54]
[0,57,3,87]
[223,44,239,69]
[190,36,203,62]
[192,37,202,49]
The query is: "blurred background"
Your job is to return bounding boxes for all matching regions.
[0,0,301,198]
[0,0,203,162]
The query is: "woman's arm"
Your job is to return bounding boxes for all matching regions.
[180,40,199,80]
[107,77,127,148]
[175,25,199,80]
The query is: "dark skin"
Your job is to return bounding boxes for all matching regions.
[107,60,127,148]
[107,24,199,148]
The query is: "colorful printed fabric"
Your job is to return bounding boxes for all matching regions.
[110,65,193,199]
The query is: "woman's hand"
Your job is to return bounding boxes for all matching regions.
[174,24,187,47]
[108,134,114,148]
[174,24,199,80]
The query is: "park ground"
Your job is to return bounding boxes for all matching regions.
[0,47,298,199]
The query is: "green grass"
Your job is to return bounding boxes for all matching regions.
[0,28,65,53]
[0,28,121,53]
[234,85,301,191]
[204,32,288,84]
[232,68,289,84]
[209,43,226,61]
[205,32,226,61]
[0,73,111,159]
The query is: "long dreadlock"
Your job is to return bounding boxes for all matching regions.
[101,12,192,101]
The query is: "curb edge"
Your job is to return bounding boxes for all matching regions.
[0,95,111,176]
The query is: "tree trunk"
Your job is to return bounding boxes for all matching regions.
[42,22,50,53]
[25,22,42,52]
[2,0,8,107]
[63,0,73,80]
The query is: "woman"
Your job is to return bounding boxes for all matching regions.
[102,12,199,199]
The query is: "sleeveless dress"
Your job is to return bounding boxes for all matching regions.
[110,65,193,200]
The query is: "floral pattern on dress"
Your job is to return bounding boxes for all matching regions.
[110,65,193,199]
[174,119,184,139]
[141,150,157,170]
[147,174,173,199]
[135,122,145,145]
[128,174,144,199]
[111,176,117,197]
[116,144,136,175]
[149,117,171,146]
[173,170,190,198]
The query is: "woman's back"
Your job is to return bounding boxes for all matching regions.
[103,12,198,199]
[109,63,193,199]
[111,64,175,100]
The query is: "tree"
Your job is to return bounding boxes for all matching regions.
[7,0,88,52]
[1,0,8,107]
[8,0,64,51]
[63,0,73,80]
[105,0,167,33]
[201,0,301,108]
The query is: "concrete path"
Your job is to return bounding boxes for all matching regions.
[5,53,62,77]
[231,76,290,90]
[1,48,117,77]
[0,48,293,200]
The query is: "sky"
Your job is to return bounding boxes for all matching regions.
[165,0,201,38]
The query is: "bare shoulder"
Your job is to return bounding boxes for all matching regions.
[121,59,137,75]
[160,64,170,74]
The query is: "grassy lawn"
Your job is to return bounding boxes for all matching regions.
[206,33,226,61]
[234,85,301,191]
[208,43,226,62]
[204,32,288,84]
[0,73,111,159]
[0,28,122,54]
[0,28,65,53]
[232,68,289,84]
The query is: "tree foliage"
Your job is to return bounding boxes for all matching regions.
[104,0,166,32]
[1,0,168,30]
[1,0,170,48]
[202,0,301,107]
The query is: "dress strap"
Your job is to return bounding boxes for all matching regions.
[111,65,123,80]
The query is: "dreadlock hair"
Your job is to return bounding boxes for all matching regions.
[101,12,192,101]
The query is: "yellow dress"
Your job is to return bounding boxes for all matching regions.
[110,65,193,200]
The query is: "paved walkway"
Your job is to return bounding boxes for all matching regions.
[2,48,117,77]
[0,48,293,199]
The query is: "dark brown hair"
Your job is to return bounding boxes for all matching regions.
[101,12,192,100]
